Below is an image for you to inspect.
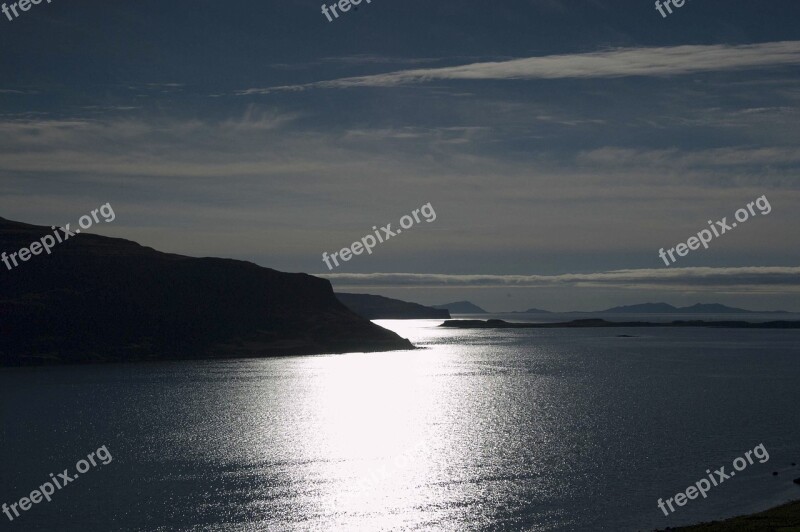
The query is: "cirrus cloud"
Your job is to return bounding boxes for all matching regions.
[239,41,800,94]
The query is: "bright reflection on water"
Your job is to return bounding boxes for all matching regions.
[230,320,545,530]
[1,319,799,531]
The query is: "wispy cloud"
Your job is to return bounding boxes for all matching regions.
[321,268,800,292]
[0,89,39,95]
[268,55,443,71]
[578,146,800,168]
[319,55,443,66]
[239,41,800,94]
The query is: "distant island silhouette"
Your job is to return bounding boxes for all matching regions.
[0,217,413,366]
[502,302,791,314]
[440,319,800,329]
[586,302,789,314]
[336,293,450,319]
[510,307,553,314]
[432,301,487,314]
[421,301,791,315]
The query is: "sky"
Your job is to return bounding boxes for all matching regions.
[1,0,799,312]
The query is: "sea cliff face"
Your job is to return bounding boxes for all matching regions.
[0,217,413,366]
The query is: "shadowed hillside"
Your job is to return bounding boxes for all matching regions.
[0,217,413,366]
[336,293,450,319]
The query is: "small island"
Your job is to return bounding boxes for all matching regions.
[439,318,800,329]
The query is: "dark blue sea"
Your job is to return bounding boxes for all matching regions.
[1,317,799,531]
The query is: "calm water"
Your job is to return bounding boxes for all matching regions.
[1,319,799,531]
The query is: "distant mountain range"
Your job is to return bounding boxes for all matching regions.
[589,303,789,314]
[440,319,800,329]
[339,296,790,317]
[336,293,450,319]
[432,301,487,314]
[0,217,412,366]
[502,302,789,314]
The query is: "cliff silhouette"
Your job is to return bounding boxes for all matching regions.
[0,217,413,366]
[336,293,450,319]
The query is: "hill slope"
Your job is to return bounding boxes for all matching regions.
[0,217,412,366]
[336,293,450,319]
[433,301,487,314]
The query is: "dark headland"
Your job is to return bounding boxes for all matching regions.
[440,319,800,329]
[336,292,450,319]
[0,217,413,366]
[432,301,487,314]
